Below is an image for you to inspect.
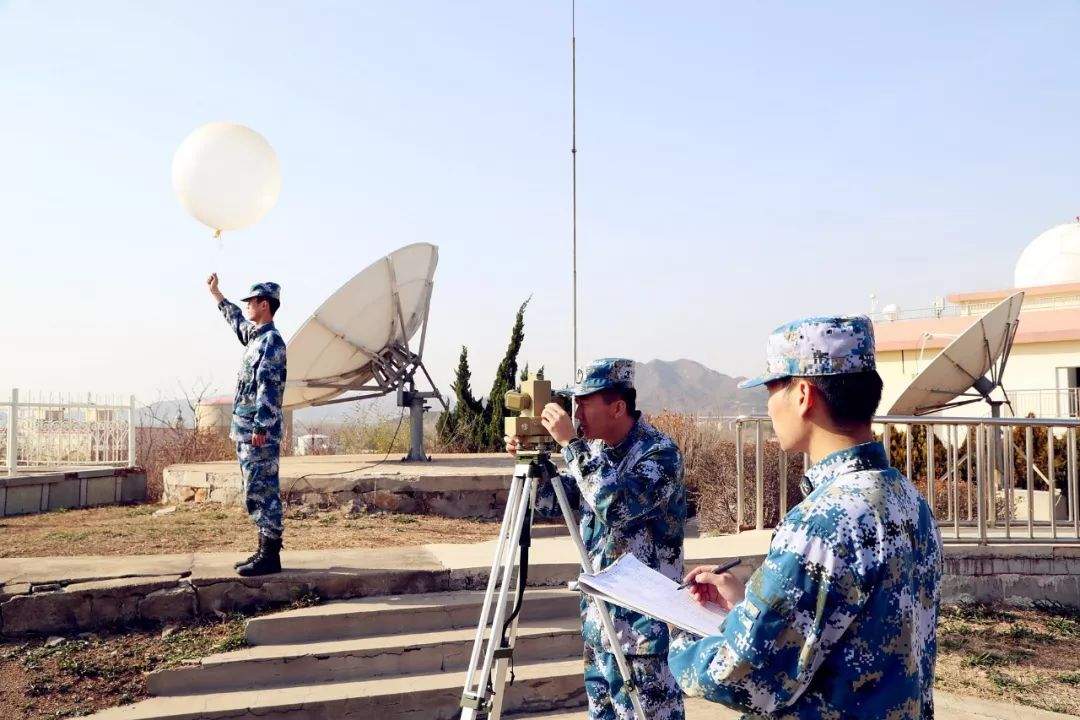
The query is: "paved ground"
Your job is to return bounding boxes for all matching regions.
[0,531,774,588]
[3,529,1079,590]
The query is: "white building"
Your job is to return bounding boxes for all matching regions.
[874,221,1080,418]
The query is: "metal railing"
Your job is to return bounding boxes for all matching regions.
[1,389,136,475]
[868,305,963,323]
[731,414,1080,544]
[1010,388,1080,419]
[869,293,1080,323]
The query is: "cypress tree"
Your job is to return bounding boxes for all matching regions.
[482,298,530,450]
[437,345,485,451]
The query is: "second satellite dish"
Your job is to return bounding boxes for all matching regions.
[284,242,440,409]
[889,292,1024,417]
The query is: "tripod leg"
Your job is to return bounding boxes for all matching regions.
[460,465,529,719]
[487,478,537,720]
[549,474,649,720]
[460,466,536,719]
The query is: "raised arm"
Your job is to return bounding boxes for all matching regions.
[208,273,252,345]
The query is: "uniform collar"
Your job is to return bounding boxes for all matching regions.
[801,441,888,494]
[609,412,646,457]
[250,321,276,338]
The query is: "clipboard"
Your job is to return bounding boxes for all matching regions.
[576,554,728,637]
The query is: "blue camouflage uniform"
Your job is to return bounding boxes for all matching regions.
[667,316,943,719]
[219,282,287,541]
[534,358,687,720]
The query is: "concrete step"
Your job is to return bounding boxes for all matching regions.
[148,616,583,695]
[91,658,588,720]
[246,587,581,644]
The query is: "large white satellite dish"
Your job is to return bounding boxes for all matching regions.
[284,242,446,461]
[889,291,1024,417]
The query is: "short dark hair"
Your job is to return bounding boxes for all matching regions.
[267,297,280,316]
[779,371,883,428]
[595,386,637,415]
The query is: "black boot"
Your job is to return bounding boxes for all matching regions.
[234,542,261,569]
[237,535,282,576]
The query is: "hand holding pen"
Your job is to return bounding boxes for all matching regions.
[679,558,744,610]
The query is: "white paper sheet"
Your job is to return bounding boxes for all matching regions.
[577,554,728,638]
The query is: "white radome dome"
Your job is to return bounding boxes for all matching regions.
[1015,222,1080,288]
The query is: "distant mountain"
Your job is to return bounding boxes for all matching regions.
[634,359,767,416]
[136,359,763,429]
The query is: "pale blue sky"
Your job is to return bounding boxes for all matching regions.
[2,1,1079,406]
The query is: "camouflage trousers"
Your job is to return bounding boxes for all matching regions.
[584,645,685,720]
[235,442,283,540]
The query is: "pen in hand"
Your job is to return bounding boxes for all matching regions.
[677,558,742,591]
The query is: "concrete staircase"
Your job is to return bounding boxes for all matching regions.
[91,587,593,720]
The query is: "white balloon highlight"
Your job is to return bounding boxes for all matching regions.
[172,122,282,233]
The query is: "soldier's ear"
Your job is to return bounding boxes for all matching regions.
[794,379,815,418]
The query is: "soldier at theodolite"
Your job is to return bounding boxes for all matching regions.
[504,358,687,720]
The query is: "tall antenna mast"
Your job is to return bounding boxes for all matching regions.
[570,0,578,386]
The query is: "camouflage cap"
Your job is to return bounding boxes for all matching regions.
[738,315,876,389]
[568,357,635,397]
[241,282,281,302]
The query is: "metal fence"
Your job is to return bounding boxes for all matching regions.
[731,414,1080,544]
[1010,388,1080,419]
[1,389,136,475]
[868,293,1080,323]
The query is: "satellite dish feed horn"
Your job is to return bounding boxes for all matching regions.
[283,243,448,462]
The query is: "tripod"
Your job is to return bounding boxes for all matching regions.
[458,446,647,720]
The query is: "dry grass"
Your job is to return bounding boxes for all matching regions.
[135,426,236,503]
[0,612,255,719]
[935,602,1080,716]
[0,502,501,557]
[649,412,803,533]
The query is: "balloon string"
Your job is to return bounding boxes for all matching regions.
[214,228,223,251]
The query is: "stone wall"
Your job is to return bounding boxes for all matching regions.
[162,458,520,519]
[0,467,145,517]
[0,569,445,637]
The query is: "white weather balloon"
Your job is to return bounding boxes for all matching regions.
[172,122,282,235]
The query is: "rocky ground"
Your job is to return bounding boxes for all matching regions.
[0,613,250,719]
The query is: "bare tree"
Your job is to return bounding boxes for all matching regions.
[137,380,234,502]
